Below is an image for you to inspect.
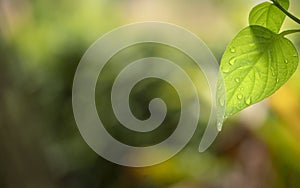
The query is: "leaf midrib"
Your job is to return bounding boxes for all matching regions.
[226,34,278,110]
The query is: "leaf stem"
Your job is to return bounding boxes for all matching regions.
[280,29,300,36]
[270,0,300,25]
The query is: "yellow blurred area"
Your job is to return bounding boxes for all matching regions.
[269,73,300,140]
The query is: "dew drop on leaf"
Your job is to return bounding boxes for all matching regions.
[270,67,275,76]
[229,58,236,65]
[230,47,236,53]
[285,59,288,64]
[235,78,240,83]
[237,94,243,100]
[245,97,251,105]
[222,68,230,73]
[217,122,222,131]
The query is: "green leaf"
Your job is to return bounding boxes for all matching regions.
[249,0,289,33]
[220,25,298,117]
[274,0,289,8]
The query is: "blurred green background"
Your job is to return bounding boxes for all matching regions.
[1,0,300,187]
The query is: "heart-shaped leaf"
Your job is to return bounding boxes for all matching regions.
[220,25,298,117]
[249,0,289,33]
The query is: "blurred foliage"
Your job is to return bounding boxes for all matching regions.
[0,0,300,188]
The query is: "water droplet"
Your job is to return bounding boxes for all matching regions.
[230,47,236,53]
[217,122,223,131]
[235,78,240,83]
[249,43,255,47]
[222,68,230,73]
[229,58,236,65]
[237,94,243,100]
[245,97,251,105]
[270,67,275,76]
[239,87,244,91]
[285,59,288,64]
[276,78,279,83]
